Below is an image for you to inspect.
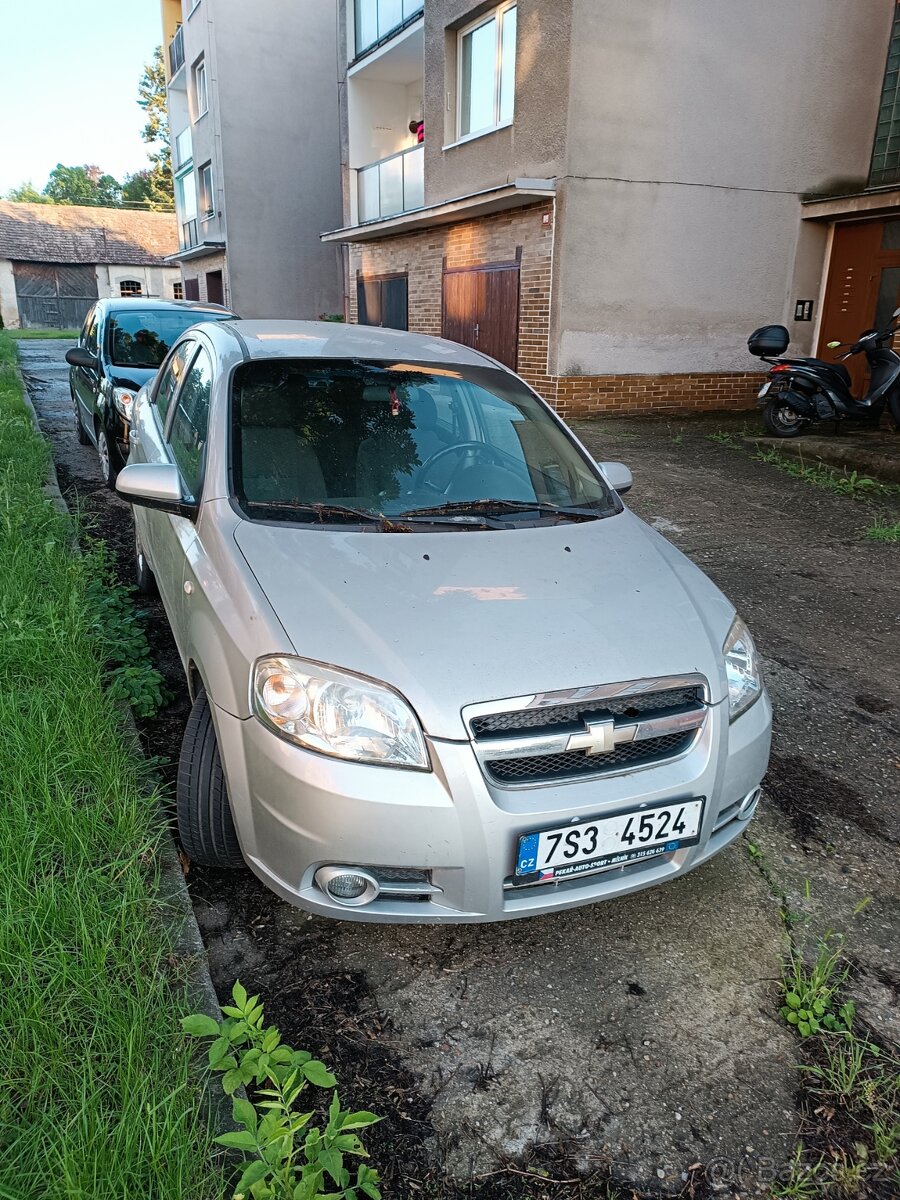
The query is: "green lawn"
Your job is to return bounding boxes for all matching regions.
[5,328,78,340]
[0,331,216,1198]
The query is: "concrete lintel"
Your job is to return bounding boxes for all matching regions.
[164,242,227,263]
[801,188,900,222]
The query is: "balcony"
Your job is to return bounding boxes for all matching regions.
[357,144,424,222]
[168,25,185,76]
[174,128,193,170]
[355,0,423,58]
[181,218,199,249]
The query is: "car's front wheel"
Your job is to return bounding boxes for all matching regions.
[96,426,119,488]
[176,689,245,868]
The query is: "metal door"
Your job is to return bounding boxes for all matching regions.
[357,274,408,330]
[12,262,98,329]
[442,261,520,369]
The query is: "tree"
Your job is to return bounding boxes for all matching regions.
[42,163,122,206]
[4,182,49,204]
[136,46,174,210]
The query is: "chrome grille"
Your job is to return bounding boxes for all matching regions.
[464,676,708,788]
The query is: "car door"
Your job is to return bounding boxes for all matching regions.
[73,305,100,435]
[132,337,198,631]
[157,341,216,654]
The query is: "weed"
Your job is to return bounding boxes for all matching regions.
[771,1144,823,1199]
[780,938,854,1036]
[183,982,381,1200]
[754,447,899,500]
[709,430,740,448]
[6,327,78,340]
[865,520,900,541]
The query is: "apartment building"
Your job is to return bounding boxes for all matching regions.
[324,0,896,416]
[160,0,343,318]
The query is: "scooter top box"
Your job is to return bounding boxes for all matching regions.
[748,325,790,357]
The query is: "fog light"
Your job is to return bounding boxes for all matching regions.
[737,787,761,820]
[314,866,380,907]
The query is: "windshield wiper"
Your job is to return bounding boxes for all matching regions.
[244,501,390,525]
[397,499,602,522]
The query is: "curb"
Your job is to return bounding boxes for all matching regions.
[15,354,227,1060]
[745,431,900,484]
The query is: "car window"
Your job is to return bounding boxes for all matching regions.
[81,307,99,356]
[168,345,214,500]
[155,340,195,425]
[230,359,617,523]
[106,307,231,368]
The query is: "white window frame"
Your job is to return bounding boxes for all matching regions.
[173,281,184,299]
[456,2,517,143]
[193,57,208,121]
[198,161,214,220]
[119,279,143,297]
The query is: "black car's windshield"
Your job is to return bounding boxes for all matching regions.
[231,359,619,527]
[107,308,231,367]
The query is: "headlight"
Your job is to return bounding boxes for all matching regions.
[723,617,762,721]
[112,387,135,419]
[252,656,430,770]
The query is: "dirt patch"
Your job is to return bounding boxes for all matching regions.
[765,753,899,847]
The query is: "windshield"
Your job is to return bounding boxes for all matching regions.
[230,359,618,527]
[107,308,231,368]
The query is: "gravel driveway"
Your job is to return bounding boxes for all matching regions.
[19,338,900,1198]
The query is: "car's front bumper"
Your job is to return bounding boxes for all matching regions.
[212,691,772,923]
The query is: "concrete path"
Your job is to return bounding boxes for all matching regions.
[19,341,900,1197]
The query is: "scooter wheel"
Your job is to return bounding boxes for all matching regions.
[762,398,807,438]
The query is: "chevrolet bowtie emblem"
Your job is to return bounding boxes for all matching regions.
[565,718,637,756]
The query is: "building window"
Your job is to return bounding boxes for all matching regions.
[173,281,184,299]
[458,3,517,140]
[355,0,423,58]
[119,279,143,297]
[193,57,208,120]
[871,4,900,187]
[198,162,214,219]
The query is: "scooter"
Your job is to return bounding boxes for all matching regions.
[747,309,900,438]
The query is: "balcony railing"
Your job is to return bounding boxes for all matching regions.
[357,144,424,223]
[355,0,423,57]
[168,25,185,76]
[181,218,199,249]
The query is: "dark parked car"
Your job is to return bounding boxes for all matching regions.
[66,298,236,486]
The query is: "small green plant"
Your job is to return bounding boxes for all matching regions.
[780,938,855,1036]
[183,982,381,1200]
[708,430,740,448]
[865,520,900,542]
[754,448,899,500]
[771,1144,823,1200]
[85,550,167,718]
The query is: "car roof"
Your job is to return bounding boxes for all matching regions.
[99,297,235,316]
[215,320,500,371]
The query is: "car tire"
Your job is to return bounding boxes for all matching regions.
[177,689,245,869]
[97,426,119,488]
[133,523,157,596]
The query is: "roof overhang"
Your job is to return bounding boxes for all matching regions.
[321,180,556,244]
[801,187,900,222]
[164,241,226,263]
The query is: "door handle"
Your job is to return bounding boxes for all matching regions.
[474,323,480,342]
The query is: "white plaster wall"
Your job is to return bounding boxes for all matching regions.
[95,264,185,300]
[348,77,421,168]
[0,259,19,328]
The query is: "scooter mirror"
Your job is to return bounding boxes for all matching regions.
[893,306,900,318]
[826,341,841,348]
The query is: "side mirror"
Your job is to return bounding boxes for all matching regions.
[65,347,99,370]
[826,341,841,349]
[115,462,198,518]
[598,461,633,495]
[893,307,900,318]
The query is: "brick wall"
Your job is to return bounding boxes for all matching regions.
[347,205,760,417]
[181,251,229,307]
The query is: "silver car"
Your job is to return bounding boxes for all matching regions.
[117,320,771,923]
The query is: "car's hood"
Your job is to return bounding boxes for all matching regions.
[108,365,157,390]
[233,511,735,740]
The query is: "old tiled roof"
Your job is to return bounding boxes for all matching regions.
[0,201,178,266]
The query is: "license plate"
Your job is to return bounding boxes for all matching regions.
[758,381,772,398]
[515,798,705,881]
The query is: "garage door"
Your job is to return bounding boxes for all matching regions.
[442,261,520,369]
[12,262,99,329]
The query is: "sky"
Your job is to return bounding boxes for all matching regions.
[0,0,163,195]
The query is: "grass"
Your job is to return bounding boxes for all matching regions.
[4,327,77,340]
[754,446,900,500]
[865,520,900,542]
[0,330,216,1198]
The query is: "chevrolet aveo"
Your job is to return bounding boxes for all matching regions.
[116,320,771,923]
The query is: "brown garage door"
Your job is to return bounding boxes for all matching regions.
[442,260,520,369]
[12,261,98,329]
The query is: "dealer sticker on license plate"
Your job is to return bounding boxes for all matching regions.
[515,799,705,881]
